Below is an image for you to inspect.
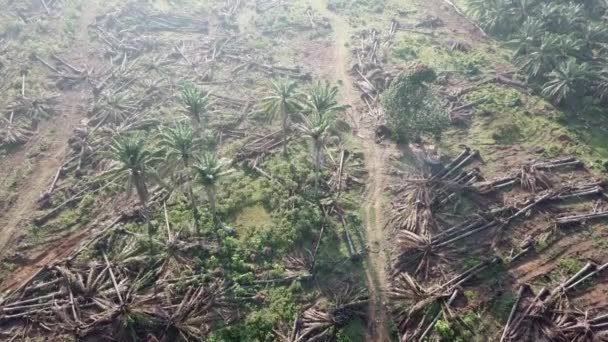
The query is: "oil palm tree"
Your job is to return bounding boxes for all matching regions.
[106,134,162,238]
[294,110,334,192]
[580,22,608,51]
[507,18,544,57]
[541,58,594,105]
[260,80,301,156]
[507,0,540,25]
[516,33,560,80]
[593,65,608,101]
[179,83,211,135]
[193,153,224,219]
[159,123,200,168]
[302,81,347,117]
[467,0,516,35]
[554,34,587,60]
[159,123,202,224]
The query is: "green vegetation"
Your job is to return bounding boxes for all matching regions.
[381,63,449,143]
[466,0,608,107]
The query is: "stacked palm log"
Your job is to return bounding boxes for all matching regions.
[350,27,395,122]
[93,3,210,66]
[234,130,286,167]
[281,287,368,341]
[389,148,482,276]
[500,262,608,341]
[225,54,312,80]
[388,147,608,340]
[0,234,229,341]
[388,273,459,341]
[11,0,63,21]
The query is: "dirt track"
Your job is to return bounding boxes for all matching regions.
[0,2,100,286]
[310,1,392,340]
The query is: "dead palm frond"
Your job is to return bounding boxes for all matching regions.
[83,272,160,341]
[156,279,230,341]
[6,94,58,122]
[388,273,455,340]
[391,230,442,279]
[90,92,140,128]
[299,286,368,341]
[389,179,438,236]
[0,112,33,146]
[283,252,314,280]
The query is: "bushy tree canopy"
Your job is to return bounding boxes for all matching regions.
[381,64,449,143]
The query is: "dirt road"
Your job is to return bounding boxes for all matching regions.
[310,1,391,340]
[0,1,99,263]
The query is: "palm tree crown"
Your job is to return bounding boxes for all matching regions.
[193,153,222,187]
[260,80,301,155]
[158,122,200,168]
[193,153,226,218]
[260,80,300,122]
[180,83,211,127]
[303,81,347,116]
[106,134,161,205]
[541,58,594,105]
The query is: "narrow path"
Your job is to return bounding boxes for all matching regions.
[310,2,391,340]
[0,1,104,294]
[0,1,99,256]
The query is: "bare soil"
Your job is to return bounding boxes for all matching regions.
[0,2,101,286]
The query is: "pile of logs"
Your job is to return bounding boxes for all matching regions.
[12,0,62,21]
[31,53,89,88]
[278,287,368,341]
[101,4,209,34]
[501,262,608,341]
[0,261,230,340]
[234,130,286,167]
[226,54,311,80]
[0,204,231,341]
[1,92,59,147]
[388,147,608,340]
[389,273,459,341]
[255,0,285,13]
[6,93,58,123]
[351,28,394,101]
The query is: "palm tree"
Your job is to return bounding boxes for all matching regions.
[508,0,540,25]
[506,18,544,57]
[541,58,593,105]
[466,0,516,35]
[260,80,300,156]
[302,81,347,117]
[193,153,224,219]
[554,34,587,60]
[294,110,334,192]
[516,33,560,80]
[106,134,161,238]
[159,123,201,168]
[580,22,608,51]
[593,65,608,101]
[179,83,211,135]
[159,123,202,224]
